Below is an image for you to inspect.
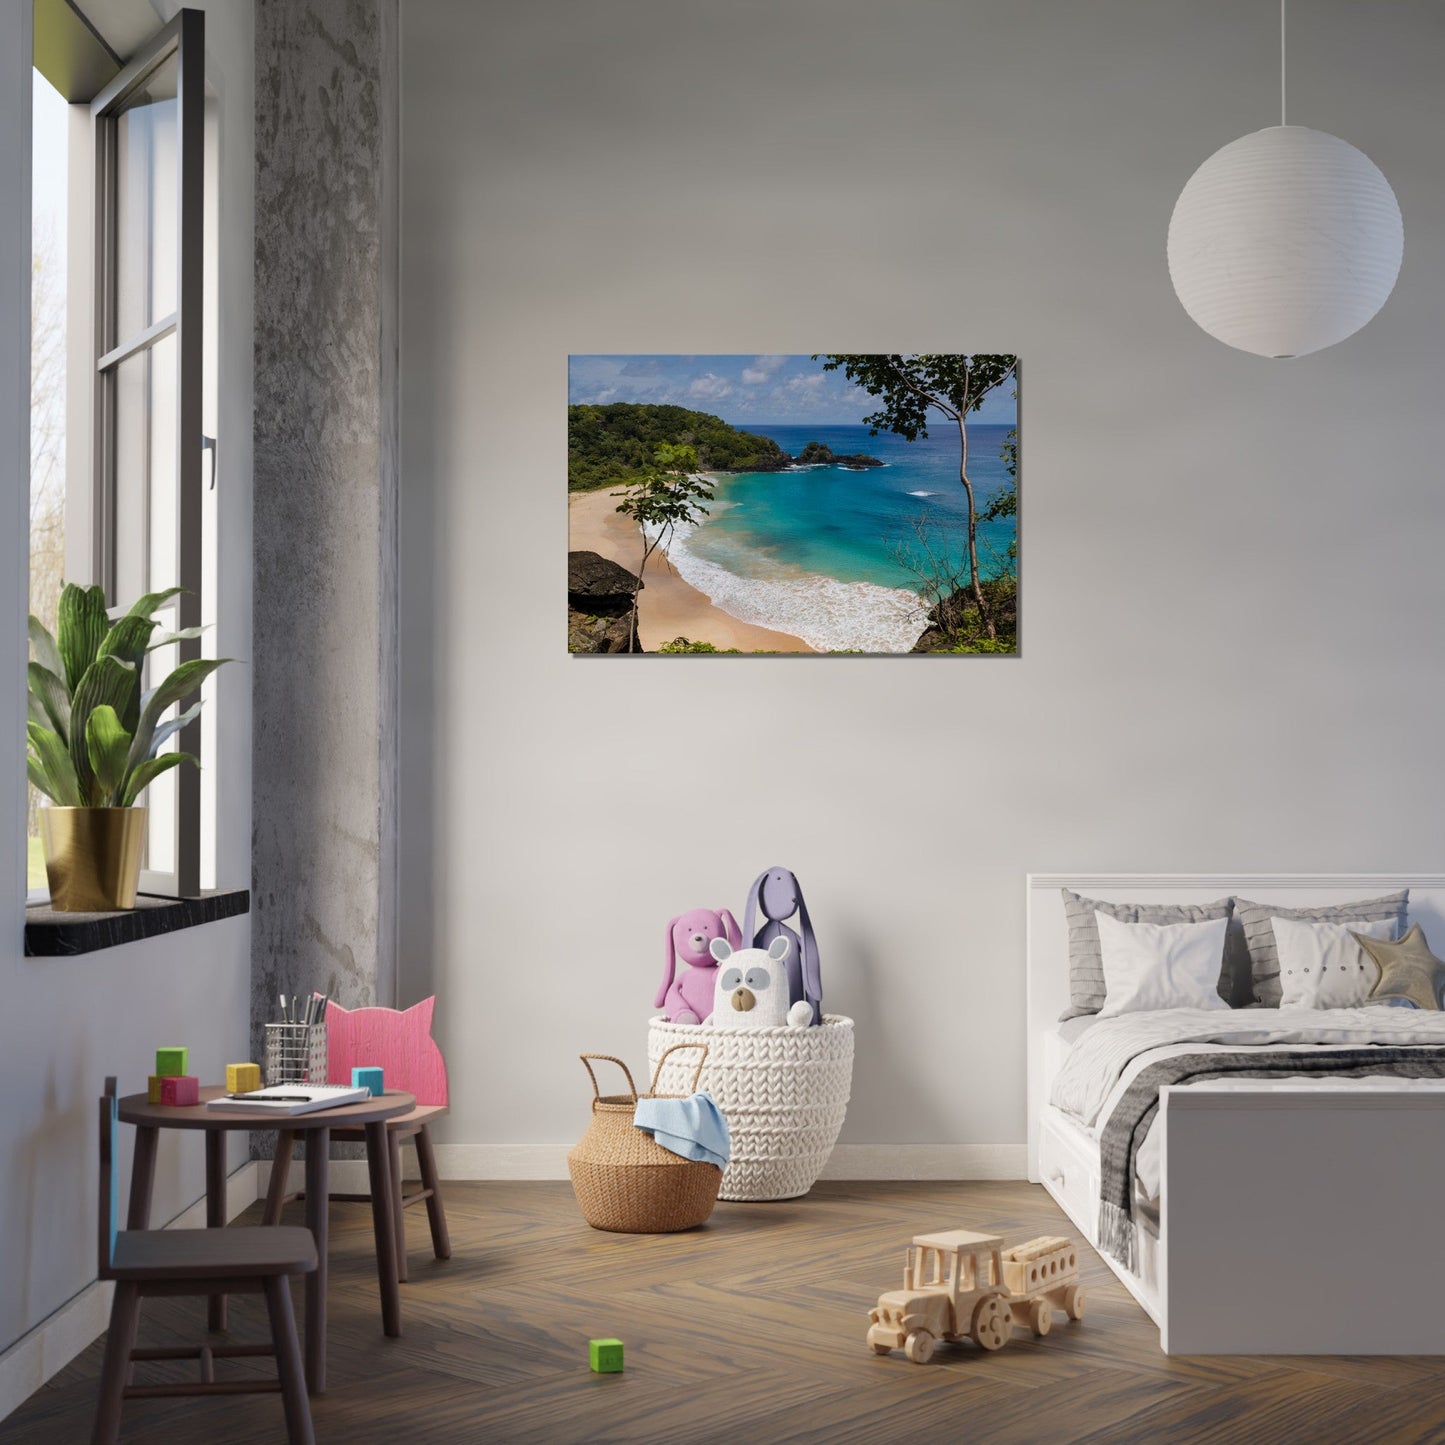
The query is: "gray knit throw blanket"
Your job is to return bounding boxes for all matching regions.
[1098,1047,1445,1272]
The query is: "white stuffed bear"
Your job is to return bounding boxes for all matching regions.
[705,936,813,1029]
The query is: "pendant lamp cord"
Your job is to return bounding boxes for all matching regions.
[1280,0,1287,125]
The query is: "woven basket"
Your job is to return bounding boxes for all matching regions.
[567,1043,722,1233]
[648,1015,854,1202]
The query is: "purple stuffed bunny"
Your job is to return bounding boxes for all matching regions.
[742,867,822,1025]
[656,907,743,1024]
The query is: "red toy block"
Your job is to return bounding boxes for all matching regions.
[159,1075,200,1106]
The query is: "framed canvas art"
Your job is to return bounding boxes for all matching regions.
[567,354,1018,656]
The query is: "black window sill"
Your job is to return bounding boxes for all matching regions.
[24,888,251,956]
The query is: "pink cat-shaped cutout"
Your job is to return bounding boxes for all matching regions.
[325,996,448,1106]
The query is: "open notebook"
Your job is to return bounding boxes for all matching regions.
[206,1084,373,1116]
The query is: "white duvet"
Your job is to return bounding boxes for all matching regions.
[1050,1006,1445,1204]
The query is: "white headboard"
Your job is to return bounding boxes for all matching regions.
[1025,874,1445,1180]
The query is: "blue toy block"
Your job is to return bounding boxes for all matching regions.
[589,1338,624,1373]
[352,1066,385,1097]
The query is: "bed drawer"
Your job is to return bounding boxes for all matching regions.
[1038,1111,1098,1231]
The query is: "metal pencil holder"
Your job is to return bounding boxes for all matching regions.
[264,1022,328,1086]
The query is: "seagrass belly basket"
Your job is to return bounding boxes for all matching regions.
[567,1042,722,1233]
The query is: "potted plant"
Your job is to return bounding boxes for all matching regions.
[26,582,229,911]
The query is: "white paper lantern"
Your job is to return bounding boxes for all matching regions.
[1167,125,1402,358]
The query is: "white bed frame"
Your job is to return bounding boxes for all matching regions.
[1027,874,1445,1355]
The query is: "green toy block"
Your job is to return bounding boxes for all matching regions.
[588,1338,624,1373]
[155,1047,189,1078]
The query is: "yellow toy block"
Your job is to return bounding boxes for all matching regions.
[148,1075,163,1104]
[226,1062,262,1093]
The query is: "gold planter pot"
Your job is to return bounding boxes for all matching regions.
[40,807,147,911]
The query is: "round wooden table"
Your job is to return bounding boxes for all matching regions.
[117,1085,415,1394]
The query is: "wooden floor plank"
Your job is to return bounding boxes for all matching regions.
[3,1180,1443,1443]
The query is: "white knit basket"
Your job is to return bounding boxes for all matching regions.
[647,1014,854,1202]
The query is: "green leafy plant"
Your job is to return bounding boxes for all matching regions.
[26,583,229,809]
[657,636,743,654]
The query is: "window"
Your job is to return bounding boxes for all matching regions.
[30,5,213,899]
[27,70,70,892]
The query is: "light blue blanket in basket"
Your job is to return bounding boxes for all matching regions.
[633,1091,730,1169]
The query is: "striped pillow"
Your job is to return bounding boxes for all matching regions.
[1235,892,1409,1007]
[1061,890,1234,1020]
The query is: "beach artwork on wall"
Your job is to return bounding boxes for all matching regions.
[567,354,1019,655]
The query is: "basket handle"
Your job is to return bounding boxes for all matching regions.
[648,1041,709,1099]
[579,1054,638,1105]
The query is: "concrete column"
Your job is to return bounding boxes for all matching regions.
[252,0,399,1062]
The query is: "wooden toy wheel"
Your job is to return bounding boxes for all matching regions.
[1063,1285,1086,1321]
[971,1296,1010,1351]
[1029,1298,1052,1336]
[904,1330,936,1364]
[869,1340,891,1355]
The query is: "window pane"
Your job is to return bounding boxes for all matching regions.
[30,69,68,892]
[114,52,178,340]
[143,619,179,875]
[112,330,177,606]
[149,334,177,585]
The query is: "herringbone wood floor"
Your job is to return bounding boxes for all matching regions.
[6,1180,1445,1444]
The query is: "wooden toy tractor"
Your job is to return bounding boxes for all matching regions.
[866,1230,1085,1363]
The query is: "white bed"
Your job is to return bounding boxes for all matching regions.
[1027,874,1445,1354]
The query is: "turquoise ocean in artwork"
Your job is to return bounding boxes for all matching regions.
[655,422,1016,652]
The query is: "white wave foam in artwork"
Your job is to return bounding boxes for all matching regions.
[907,490,938,497]
[646,518,928,653]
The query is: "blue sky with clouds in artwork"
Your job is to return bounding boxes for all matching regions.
[568,355,1017,427]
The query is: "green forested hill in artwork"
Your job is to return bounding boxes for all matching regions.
[568,404,791,491]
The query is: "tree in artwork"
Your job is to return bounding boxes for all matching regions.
[613,443,714,652]
[817,354,1018,640]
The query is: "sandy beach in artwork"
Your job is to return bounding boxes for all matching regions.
[568,488,814,653]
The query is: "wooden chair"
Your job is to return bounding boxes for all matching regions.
[266,997,451,1282]
[93,1077,318,1445]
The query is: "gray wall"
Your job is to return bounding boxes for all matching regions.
[253,0,399,1049]
[0,0,255,1364]
[403,0,1445,1168]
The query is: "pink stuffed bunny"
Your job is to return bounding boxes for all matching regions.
[655,907,743,1024]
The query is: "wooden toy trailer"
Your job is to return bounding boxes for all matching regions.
[1001,1235,1086,1337]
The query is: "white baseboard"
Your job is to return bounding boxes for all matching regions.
[821,1144,1027,1180]
[0,1161,261,1425]
[280,1142,1030,1186]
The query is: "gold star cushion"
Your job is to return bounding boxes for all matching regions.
[1353,924,1445,1011]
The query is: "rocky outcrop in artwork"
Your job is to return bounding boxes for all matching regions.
[568,551,642,653]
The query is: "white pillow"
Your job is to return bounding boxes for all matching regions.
[1272,915,1395,1009]
[1095,911,1231,1017]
